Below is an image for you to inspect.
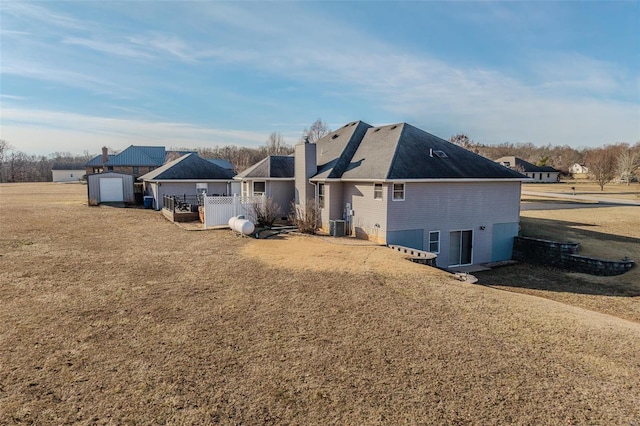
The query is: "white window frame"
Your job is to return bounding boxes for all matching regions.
[253,181,266,196]
[392,183,405,201]
[428,231,440,254]
[374,183,383,200]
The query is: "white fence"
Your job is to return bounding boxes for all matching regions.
[203,195,264,229]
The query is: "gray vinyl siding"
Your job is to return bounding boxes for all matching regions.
[342,182,387,243]
[386,181,521,266]
[318,182,344,230]
[267,180,295,216]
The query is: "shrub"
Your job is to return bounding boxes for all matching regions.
[289,200,319,234]
[253,197,282,227]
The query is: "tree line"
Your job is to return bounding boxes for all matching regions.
[0,119,331,183]
[1,119,637,189]
[449,134,640,189]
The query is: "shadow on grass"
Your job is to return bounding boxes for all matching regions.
[474,215,640,298]
[475,263,640,298]
[519,216,640,247]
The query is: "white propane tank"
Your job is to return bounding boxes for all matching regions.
[228,215,253,235]
[235,218,255,235]
[228,215,245,229]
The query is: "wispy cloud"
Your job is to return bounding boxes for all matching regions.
[1,107,273,154]
[1,2,86,30]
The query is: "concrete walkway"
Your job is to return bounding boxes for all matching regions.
[522,190,640,206]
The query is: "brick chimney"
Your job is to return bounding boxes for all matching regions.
[101,147,108,164]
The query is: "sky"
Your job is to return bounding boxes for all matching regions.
[1,1,639,156]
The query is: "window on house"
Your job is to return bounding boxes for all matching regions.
[253,181,266,196]
[107,166,113,171]
[547,173,550,178]
[374,183,382,200]
[318,183,325,208]
[133,166,139,174]
[393,183,405,201]
[429,231,440,253]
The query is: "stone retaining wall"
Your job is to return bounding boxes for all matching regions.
[513,236,634,276]
[387,244,437,267]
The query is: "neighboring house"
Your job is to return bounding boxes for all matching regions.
[496,156,560,183]
[86,172,135,205]
[84,146,196,178]
[51,163,86,182]
[239,121,527,268]
[569,163,589,175]
[138,153,237,210]
[234,155,295,216]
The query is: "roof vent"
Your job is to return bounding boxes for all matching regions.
[390,125,397,130]
[374,128,380,132]
[331,134,339,140]
[433,150,449,159]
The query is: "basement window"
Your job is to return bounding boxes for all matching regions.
[374,183,382,200]
[429,231,440,254]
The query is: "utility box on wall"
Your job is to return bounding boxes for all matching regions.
[329,220,346,237]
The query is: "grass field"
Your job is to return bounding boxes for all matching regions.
[477,184,640,323]
[1,183,639,424]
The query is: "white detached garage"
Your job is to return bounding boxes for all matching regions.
[87,172,135,205]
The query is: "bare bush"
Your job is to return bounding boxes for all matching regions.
[289,200,319,234]
[252,197,282,227]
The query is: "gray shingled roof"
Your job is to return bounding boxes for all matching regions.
[138,153,235,181]
[314,121,372,179]
[206,158,235,170]
[324,123,526,180]
[235,155,294,179]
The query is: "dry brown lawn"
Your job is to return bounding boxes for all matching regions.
[1,183,639,424]
[523,181,640,201]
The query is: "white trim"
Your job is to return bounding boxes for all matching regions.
[141,179,234,183]
[234,177,294,181]
[339,178,527,183]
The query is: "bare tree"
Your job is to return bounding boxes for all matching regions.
[617,149,639,185]
[586,147,618,191]
[0,140,11,182]
[265,132,291,155]
[302,118,331,143]
[449,133,474,149]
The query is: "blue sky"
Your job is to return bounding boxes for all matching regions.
[1,1,639,156]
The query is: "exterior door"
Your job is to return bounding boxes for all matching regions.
[449,230,473,266]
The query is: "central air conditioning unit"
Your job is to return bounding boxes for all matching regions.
[329,220,346,237]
